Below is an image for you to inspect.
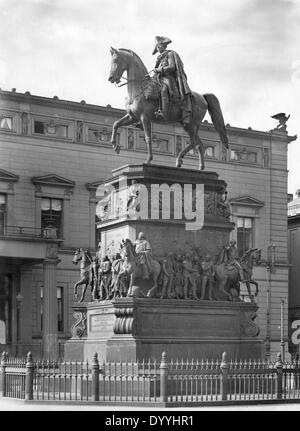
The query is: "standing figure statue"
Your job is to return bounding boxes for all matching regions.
[182,252,199,300]
[160,252,176,299]
[224,240,245,282]
[200,254,215,300]
[173,254,184,298]
[98,256,112,300]
[134,232,152,279]
[152,36,192,125]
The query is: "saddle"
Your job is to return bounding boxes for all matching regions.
[144,77,181,104]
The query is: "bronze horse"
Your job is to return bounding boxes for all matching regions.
[108,48,229,169]
[117,239,161,298]
[214,248,261,302]
[72,248,93,303]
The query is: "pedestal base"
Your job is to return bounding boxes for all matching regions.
[81,298,264,362]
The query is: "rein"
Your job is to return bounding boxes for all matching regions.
[115,74,161,103]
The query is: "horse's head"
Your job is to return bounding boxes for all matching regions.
[108,47,128,84]
[242,248,262,265]
[72,248,83,265]
[120,238,135,259]
[253,248,262,264]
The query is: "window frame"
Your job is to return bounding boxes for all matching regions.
[41,197,63,239]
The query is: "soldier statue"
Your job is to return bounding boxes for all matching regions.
[98,255,112,300]
[134,232,152,279]
[182,252,199,300]
[152,36,192,125]
[200,254,215,300]
[160,252,176,299]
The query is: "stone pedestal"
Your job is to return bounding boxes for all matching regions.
[83,298,264,361]
[97,164,234,261]
[66,164,264,362]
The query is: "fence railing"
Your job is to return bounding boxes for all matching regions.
[0,351,299,404]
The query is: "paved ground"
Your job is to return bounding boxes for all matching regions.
[0,399,299,411]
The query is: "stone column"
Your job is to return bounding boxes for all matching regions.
[42,253,60,360]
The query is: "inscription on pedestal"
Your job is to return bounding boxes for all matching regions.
[89,314,114,333]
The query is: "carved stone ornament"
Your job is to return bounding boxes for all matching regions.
[71,309,87,338]
[241,311,260,337]
[113,307,133,334]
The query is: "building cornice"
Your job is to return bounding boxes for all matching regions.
[0,89,297,142]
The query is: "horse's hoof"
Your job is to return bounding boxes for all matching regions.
[176,159,182,168]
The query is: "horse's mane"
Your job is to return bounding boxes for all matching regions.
[118,48,148,75]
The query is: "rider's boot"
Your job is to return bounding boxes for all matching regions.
[154,93,169,121]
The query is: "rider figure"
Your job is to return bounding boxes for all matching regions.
[134,232,152,279]
[225,240,245,282]
[152,36,192,125]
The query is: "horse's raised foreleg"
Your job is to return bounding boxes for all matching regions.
[141,115,153,164]
[111,114,135,153]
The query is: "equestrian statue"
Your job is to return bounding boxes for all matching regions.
[108,36,229,170]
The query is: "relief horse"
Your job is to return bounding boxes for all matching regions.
[214,248,261,302]
[108,47,229,170]
[72,248,93,303]
[117,239,161,298]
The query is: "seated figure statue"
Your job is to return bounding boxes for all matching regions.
[134,232,152,279]
[152,35,192,125]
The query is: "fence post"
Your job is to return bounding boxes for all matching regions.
[0,352,8,397]
[275,352,283,399]
[25,352,34,400]
[220,352,228,401]
[92,352,99,402]
[160,352,169,403]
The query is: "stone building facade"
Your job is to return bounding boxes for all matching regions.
[0,89,295,359]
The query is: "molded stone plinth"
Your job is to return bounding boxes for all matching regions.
[82,298,264,362]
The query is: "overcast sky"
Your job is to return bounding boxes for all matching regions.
[0,0,299,194]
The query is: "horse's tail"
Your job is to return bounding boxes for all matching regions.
[203,93,229,149]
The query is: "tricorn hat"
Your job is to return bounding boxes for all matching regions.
[152,35,172,55]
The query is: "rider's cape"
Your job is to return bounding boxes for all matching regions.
[169,50,191,101]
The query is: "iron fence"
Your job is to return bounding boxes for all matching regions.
[0,351,299,405]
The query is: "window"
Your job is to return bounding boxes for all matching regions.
[40,286,64,332]
[0,117,12,130]
[41,198,62,238]
[0,194,6,235]
[204,146,215,158]
[34,121,45,134]
[230,148,257,164]
[237,217,254,256]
